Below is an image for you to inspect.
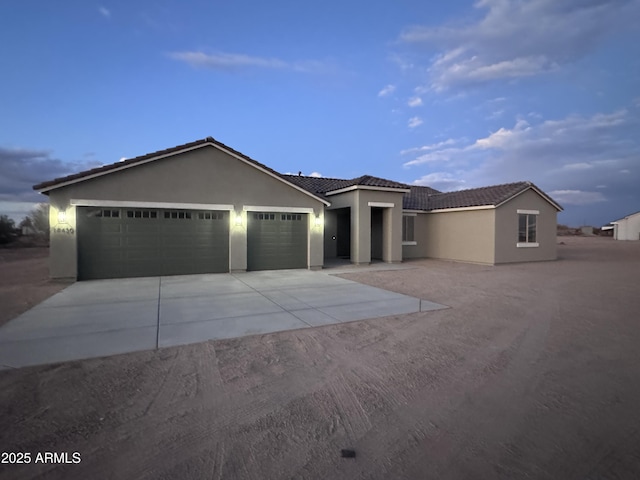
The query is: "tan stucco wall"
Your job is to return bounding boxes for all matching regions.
[494,189,558,263]
[45,146,326,278]
[328,189,404,264]
[416,209,496,264]
[401,213,428,259]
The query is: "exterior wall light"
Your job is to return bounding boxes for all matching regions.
[57,210,67,224]
[315,215,322,227]
[235,214,243,226]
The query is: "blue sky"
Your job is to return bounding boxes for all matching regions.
[1,0,639,226]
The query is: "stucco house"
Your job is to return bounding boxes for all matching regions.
[33,137,562,280]
[611,211,640,241]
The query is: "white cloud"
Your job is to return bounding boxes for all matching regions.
[400,0,639,91]
[549,190,607,206]
[408,116,423,128]
[401,107,639,213]
[308,171,322,177]
[378,84,396,97]
[407,97,423,107]
[404,110,634,168]
[98,6,110,18]
[168,51,328,73]
[561,162,593,171]
[400,138,457,155]
[413,172,466,191]
[119,157,127,162]
[486,109,504,120]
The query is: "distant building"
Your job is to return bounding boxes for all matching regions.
[580,226,594,236]
[611,211,640,241]
[600,224,614,236]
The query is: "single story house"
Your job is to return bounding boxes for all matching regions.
[611,211,640,241]
[33,137,562,280]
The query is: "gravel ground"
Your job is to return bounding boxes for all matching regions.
[1,236,639,479]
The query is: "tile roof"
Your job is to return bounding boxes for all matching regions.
[32,137,561,212]
[404,182,562,211]
[282,174,411,201]
[403,185,442,210]
[427,182,532,210]
[281,175,353,199]
[33,136,293,192]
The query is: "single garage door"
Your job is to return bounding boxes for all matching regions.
[247,212,308,271]
[77,207,229,280]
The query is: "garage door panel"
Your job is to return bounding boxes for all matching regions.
[247,212,307,271]
[78,207,229,280]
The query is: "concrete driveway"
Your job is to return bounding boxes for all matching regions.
[0,269,446,369]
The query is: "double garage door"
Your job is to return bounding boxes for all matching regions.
[77,207,308,280]
[77,207,230,280]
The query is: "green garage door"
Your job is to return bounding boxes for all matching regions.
[77,207,229,280]
[247,212,308,271]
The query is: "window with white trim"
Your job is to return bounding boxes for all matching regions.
[518,213,537,245]
[402,215,415,242]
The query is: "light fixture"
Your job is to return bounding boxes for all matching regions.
[235,214,243,226]
[57,210,67,224]
[314,215,322,227]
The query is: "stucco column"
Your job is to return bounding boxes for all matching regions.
[351,194,371,265]
[229,208,247,272]
[49,195,78,279]
[308,210,324,270]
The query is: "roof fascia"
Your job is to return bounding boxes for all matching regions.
[495,185,563,211]
[36,140,331,207]
[428,205,495,213]
[36,143,207,193]
[212,143,330,206]
[326,185,411,196]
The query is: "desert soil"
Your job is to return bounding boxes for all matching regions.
[1,237,639,479]
[0,247,70,328]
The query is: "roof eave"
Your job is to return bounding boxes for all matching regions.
[34,139,331,207]
[495,184,563,211]
[428,205,496,213]
[326,185,411,196]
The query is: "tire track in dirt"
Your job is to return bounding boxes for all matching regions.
[52,344,224,480]
[305,302,553,479]
[326,371,373,441]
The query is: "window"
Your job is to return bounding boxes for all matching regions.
[402,215,415,244]
[254,213,275,220]
[164,211,192,219]
[127,210,157,219]
[96,209,120,218]
[281,214,302,221]
[518,213,538,247]
[197,212,222,220]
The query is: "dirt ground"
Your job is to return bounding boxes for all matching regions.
[0,247,70,328]
[1,237,639,480]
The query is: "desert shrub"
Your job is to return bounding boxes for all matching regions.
[27,203,50,241]
[0,215,17,244]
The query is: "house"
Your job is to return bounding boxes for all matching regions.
[611,211,640,241]
[33,137,562,280]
